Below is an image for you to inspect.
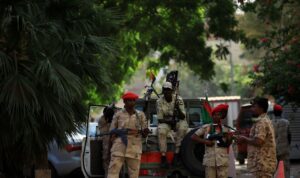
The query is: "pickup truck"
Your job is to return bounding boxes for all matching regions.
[81,98,206,178]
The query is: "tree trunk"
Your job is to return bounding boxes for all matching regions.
[35,152,51,178]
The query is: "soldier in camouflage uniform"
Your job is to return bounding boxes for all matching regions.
[236,97,277,178]
[272,104,291,178]
[107,92,149,178]
[191,104,232,178]
[98,106,115,177]
[157,82,188,168]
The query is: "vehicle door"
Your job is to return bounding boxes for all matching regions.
[81,105,105,178]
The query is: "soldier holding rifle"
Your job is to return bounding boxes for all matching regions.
[107,92,150,178]
[157,79,188,168]
[191,104,233,178]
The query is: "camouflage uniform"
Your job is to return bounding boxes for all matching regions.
[98,115,111,177]
[272,116,290,178]
[247,114,277,178]
[107,109,147,178]
[157,95,188,154]
[195,124,230,178]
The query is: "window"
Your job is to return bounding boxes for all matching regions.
[188,107,202,128]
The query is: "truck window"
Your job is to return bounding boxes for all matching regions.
[188,107,202,128]
[150,114,158,127]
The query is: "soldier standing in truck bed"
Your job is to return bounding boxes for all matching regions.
[157,81,188,168]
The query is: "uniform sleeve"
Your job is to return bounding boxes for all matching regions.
[254,121,267,141]
[156,99,164,120]
[109,112,119,131]
[140,112,148,129]
[177,96,186,117]
[194,126,206,137]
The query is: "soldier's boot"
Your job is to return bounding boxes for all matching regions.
[160,156,169,169]
[172,153,181,167]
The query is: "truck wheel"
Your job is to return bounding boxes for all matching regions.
[180,128,205,177]
[167,171,187,178]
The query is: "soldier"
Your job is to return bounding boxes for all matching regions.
[191,104,232,178]
[98,105,115,177]
[236,97,277,178]
[157,81,188,168]
[107,92,149,178]
[272,104,291,178]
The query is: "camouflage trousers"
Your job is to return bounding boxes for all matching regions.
[107,156,141,178]
[252,171,273,178]
[205,165,228,178]
[158,120,188,153]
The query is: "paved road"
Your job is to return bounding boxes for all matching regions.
[236,160,300,178]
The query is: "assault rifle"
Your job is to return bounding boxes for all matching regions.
[144,72,159,100]
[205,124,235,147]
[166,71,181,131]
[97,128,151,146]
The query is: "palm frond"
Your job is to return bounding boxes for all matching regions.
[0,73,39,119]
[0,51,15,77]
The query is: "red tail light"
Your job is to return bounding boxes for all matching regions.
[65,144,81,152]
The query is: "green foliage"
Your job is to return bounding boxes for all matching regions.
[100,0,240,80]
[0,0,123,175]
[206,0,239,41]
[240,0,300,105]
[0,0,242,175]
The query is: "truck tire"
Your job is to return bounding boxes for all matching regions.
[180,128,205,177]
[167,171,188,178]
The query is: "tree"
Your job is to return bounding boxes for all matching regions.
[101,0,239,80]
[0,0,242,176]
[239,0,300,105]
[0,0,123,176]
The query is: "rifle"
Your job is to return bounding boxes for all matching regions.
[144,71,159,114]
[97,128,152,146]
[144,72,159,100]
[166,71,180,131]
[205,124,236,147]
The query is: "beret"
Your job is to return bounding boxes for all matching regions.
[212,104,229,115]
[273,104,282,111]
[122,92,139,100]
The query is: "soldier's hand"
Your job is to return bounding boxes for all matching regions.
[110,134,117,142]
[142,128,151,137]
[205,140,214,147]
[235,135,247,144]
